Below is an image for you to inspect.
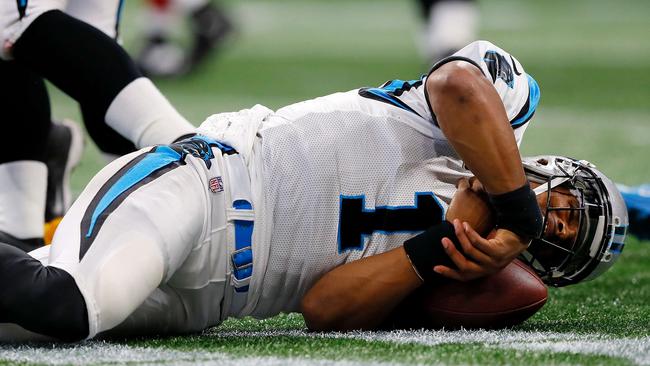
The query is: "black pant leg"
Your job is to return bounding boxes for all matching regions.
[0,59,51,164]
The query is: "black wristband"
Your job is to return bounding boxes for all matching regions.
[488,183,544,240]
[403,221,461,283]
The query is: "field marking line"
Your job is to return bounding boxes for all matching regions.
[0,342,414,366]
[212,329,650,365]
[2,329,649,365]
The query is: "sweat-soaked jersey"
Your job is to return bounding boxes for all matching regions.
[196,40,540,320]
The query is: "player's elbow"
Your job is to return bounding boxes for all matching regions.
[426,61,490,127]
[300,292,339,331]
[427,61,485,102]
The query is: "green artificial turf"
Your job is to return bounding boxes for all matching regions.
[2,0,648,364]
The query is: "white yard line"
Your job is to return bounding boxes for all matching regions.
[215,329,650,365]
[0,342,411,366]
[507,336,650,366]
[363,329,650,365]
[1,330,649,365]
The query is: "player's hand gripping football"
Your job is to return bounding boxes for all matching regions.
[444,177,494,236]
[437,177,530,281]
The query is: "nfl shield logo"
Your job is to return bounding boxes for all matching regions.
[209,176,224,193]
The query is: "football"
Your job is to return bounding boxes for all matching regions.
[384,259,548,330]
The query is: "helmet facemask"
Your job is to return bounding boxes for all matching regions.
[518,156,628,287]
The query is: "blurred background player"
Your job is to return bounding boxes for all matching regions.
[416,0,478,62]
[136,0,233,77]
[0,1,195,251]
[42,119,84,245]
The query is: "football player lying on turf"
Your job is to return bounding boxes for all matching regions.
[0,40,627,341]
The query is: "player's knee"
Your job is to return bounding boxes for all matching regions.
[91,237,165,333]
[12,9,62,44]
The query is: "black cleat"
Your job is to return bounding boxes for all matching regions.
[136,34,188,77]
[136,3,233,77]
[187,3,233,70]
[45,119,84,223]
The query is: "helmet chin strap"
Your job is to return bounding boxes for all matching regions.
[533,177,571,196]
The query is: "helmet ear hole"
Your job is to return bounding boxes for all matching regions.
[537,158,549,166]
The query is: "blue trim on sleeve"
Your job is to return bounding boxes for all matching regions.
[511,74,541,127]
[358,78,424,118]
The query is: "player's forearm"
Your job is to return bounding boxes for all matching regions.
[427,62,527,195]
[301,247,422,331]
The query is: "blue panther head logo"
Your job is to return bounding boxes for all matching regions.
[483,50,515,88]
[171,136,216,169]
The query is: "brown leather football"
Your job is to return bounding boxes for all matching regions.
[384,259,548,330]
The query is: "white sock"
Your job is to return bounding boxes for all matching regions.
[105,77,195,148]
[424,0,478,61]
[0,161,47,239]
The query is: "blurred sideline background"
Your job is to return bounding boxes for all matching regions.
[46,0,649,195]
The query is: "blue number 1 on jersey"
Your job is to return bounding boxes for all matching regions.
[337,192,444,253]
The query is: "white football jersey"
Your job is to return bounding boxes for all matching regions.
[197,40,540,320]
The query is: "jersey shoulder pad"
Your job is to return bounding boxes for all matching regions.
[429,40,540,129]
